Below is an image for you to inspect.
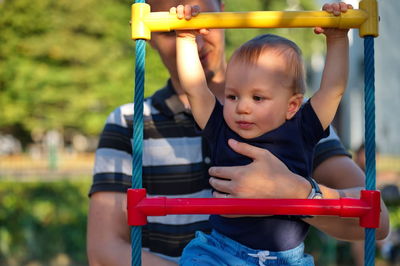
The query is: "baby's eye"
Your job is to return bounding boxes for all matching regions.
[226,95,237,100]
[253,96,264,101]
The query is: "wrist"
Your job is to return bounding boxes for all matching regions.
[176,33,197,41]
[306,177,323,199]
[296,177,322,219]
[295,176,313,199]
[326,34,349,43]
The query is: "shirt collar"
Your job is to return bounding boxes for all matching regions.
[151,79,191,117]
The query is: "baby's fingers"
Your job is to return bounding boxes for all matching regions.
[339,2,353,12]
[192,5,200,17]
[323,3,341,16]
[314,27,324,35]
[176,5,185,19]
[323,2,353,16]
[199,28,210,35]
[331,3,341,16]
[322,3,333,13]
[339,2,348,12]
[169,7,177,15]
[184,5,192,19]
[184,5,200,19]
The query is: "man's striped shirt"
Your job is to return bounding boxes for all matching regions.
[89,80,350,261]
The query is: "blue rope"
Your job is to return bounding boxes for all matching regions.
[131,0,146,262]
[363,36,376,266]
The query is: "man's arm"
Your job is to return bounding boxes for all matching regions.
[307,155,390,241]
[87,192,177,266]
[208,139,390,240]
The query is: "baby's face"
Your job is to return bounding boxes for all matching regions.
[223,51,295,139]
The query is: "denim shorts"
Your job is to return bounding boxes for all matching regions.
[180,230,314,266]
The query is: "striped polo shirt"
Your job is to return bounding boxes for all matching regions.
[89,80,350,261]
[90,81,213,260]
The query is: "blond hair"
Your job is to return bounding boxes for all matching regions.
[229,34,306,94]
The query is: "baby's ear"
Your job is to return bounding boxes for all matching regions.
[286,94,303,120]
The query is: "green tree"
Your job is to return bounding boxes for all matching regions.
[0,0,142,140]
[225,0,324,61]
[0,180,90,265]
[0,0,322,143]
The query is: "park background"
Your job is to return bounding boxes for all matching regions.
[0,0,399,265]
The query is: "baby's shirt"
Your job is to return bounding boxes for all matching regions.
[202,99,329,177]
[202,98,329,251]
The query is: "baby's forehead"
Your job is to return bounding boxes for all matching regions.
[229,44,296,66]
[226,53,300,92]
[228,48,292,72]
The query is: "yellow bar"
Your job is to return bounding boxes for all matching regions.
[131,3,376,40]
[131,3,151,40]
[359,0,379,37]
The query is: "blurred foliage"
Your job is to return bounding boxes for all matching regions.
[0,0,136,139]
[224,0,324,59]
[0,178,398,265]
[0,180,90,265]
[389,205,400,229]
[0,0,323,142]
[305,196,400,266]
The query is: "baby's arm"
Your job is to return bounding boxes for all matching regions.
[174,5,216,129]
[311,2,352,130]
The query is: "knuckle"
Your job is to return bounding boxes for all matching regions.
[230,183,238,194]
[213,168,221,176]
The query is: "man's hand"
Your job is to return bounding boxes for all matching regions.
[209,139,310,199]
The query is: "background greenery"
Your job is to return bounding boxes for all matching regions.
[5,0,395,265]
[0,180,90,266]
[0,0,322,146]
[1,179,397,265]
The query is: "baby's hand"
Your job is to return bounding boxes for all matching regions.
[314,2,353,38]
[170,5,209,38]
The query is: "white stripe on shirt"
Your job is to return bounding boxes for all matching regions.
[142,137,203,166]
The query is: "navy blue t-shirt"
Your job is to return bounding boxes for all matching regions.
[202,99,329,251]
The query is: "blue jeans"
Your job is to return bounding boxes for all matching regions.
[180,230,314,266]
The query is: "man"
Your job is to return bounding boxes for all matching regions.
[86,1,389,265]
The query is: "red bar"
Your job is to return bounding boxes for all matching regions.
[127,188,147,225]
[127,189,380,228]
[359,190,381,228]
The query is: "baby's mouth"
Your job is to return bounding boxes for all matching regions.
[237,121,254,129]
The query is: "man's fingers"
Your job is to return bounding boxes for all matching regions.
[227,139,266,161]
[212,191,232,198]
[208,166,237,179]
[209,177,232,194]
